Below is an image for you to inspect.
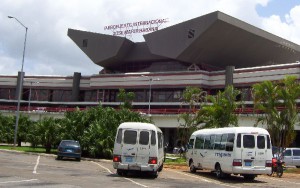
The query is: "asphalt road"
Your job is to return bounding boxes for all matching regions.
[1,150,300,188]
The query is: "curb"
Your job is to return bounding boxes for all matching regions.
[0,149,112,163]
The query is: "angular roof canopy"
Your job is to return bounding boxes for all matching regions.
[68,11,300,70]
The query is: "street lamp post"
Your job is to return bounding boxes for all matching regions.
[8,16,28,147]
[142,75,159,115]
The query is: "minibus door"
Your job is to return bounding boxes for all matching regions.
[254,134,269,167]
[122,129,138,165]
[136,130,151,165]
[241,134,256,168]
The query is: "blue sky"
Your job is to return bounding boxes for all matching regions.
[256,0,300,19]
[0,0,300,76]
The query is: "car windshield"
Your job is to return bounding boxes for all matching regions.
[60,141,80,147]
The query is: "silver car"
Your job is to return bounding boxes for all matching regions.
[283,148,300,168]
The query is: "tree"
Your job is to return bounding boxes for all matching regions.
[61,105,150,158]
[117,88,135,109]
[35,117,62,153]
[177,87,206,147]
[252,76,300,148]
[198,85,241,128]
[16,114,33,146]
[0,113,14,143]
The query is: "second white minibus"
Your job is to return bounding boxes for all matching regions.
[186,127,272,180]
[112,122,164,178]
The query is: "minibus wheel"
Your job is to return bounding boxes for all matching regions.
[189,161,196,173]
[243,174,255,181]
[215,164,224,179]
[158,163,163,172]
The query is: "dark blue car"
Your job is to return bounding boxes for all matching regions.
[57,140,81,161]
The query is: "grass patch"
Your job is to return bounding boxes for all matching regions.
[164,155,186,165]
[0,145,57,154]
[285,167,300,174]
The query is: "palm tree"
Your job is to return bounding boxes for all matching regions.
[35,117,62,153]
[117,89,135,109]
[252,76,300,148]
[198,85,241,128]
[178,87,205,147]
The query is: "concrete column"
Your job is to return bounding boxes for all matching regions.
[225,66,235,87]
[15,71,25,100]
[72,72,81,101]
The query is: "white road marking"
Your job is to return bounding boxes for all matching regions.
[91,161,113,174]
[33,155,40,174]
[91,161,148,187]
[124,177,148,187]
[0,179,38,184]
[165,169,241,188]
[260,176,300,185]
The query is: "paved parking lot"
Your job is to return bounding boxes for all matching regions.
[1,150,300,188]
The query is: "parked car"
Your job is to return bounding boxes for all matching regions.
[57,140,81,161]
[283,148,300,168]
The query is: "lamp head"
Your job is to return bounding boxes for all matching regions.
[8,16,14,19]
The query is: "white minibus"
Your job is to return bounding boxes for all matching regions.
[112,122,164,177]
[186,127,272,180]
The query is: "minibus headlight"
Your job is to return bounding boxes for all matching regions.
[232,159,242,166]
[148,157,157,164]
[113,155,122,162]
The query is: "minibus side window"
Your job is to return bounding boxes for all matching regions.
[209,135,215,149]
[293,149,300,156]
[220,134,228,150]
[237,133,241,148]
[139,131,149,145]
[226,133,235,151]
[195,135,204,149]
[267,135,271,149]
[204,135,211,149]
[158,132,162,149]
[243,135,255,148]
[214,134,222,150]
[124,130,137,145]
[151,131,156,145]
[116,129,122,144]
[257,135,265,149]
[188,138,195,149]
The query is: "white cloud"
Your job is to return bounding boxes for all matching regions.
[261,5,300,44]
[0,0,299,76]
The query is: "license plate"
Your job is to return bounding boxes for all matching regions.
[245,161,252,166]
[125,157,133,162]
[67,149,73,152]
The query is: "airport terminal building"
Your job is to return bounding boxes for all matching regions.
[1,11,300,148]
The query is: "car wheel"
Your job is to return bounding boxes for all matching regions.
[57,156,62,160]
[76,158,81,162]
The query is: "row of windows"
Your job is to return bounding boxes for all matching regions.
[189,133,271,151]
[116,129,163,149]
[0,87,255,103]
[190,133,235,152]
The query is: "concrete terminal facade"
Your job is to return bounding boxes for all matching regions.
[1,11,300,148]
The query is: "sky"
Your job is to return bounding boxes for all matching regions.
[0,0,300,76]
